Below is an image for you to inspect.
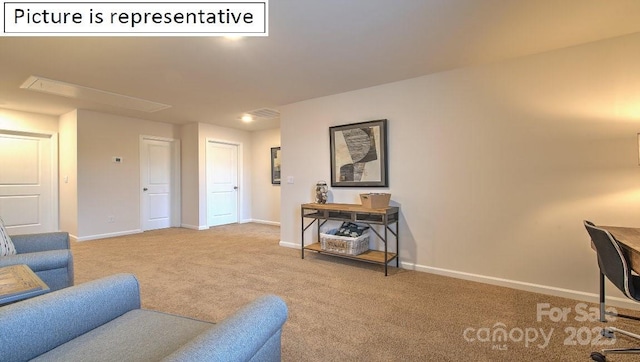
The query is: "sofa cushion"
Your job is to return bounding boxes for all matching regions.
[0,217,16,256]
[32,309,214,361]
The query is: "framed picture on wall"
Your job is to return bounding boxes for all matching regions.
[271,147,281,185]
[329,119,388,187]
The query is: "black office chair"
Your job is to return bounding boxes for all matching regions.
[584,220,640,361]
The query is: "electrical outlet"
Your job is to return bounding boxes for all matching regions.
[107,215,115,223]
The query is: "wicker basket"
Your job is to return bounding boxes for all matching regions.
[320,229,369,256]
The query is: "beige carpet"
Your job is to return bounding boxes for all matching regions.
[71,223,640,361]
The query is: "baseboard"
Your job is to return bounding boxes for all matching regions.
[75,229,142,242]
[250,219,281,226]
[280,240,299,248]
[401,261,640,311]
[181,223,208,230]
[279,240,640,311]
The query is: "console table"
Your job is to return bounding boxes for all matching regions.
[301,203,399,276]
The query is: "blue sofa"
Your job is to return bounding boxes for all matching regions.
[0,274,288,361]
[0,231,73,291]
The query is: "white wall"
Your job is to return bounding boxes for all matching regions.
[59,110,78,236]
[280,33,640,306]
[180,122,201,229]
[76,110,179,240]
[251,128,281,225]
[0,108,58,133]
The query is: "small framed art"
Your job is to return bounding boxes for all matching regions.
[271,147,281,184]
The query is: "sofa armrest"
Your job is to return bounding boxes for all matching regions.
[163,295,288,362]
[0,273,141,362]
[11,232,70,253]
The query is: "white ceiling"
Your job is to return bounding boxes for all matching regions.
[1,0,640,131]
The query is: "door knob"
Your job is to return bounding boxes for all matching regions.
[234,186,238,190]
[143,188,148,191]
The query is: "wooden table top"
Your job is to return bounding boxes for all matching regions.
[599,226,640,252]
[0,264,49,305]
[301,202,399,214]
[597,226,640,273]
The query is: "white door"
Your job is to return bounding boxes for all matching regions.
[206,141,239,227]
[140,138,174,231]
[0,132,57,234]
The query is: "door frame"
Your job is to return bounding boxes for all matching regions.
[0,129,58,234]
[139,135,181,230]
[205,138,243,227]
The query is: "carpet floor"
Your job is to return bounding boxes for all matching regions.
[71,223,640,361]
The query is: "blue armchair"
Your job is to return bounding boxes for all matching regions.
[0,232,73,291]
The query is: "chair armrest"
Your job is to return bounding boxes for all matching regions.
[0,273,141,362]
[11,232,70,253]
[0,250,71,272]
[163,295,288,362]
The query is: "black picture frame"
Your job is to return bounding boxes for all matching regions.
[329,119,388,187]
[271,147,281,185]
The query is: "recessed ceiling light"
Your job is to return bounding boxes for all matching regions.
[20,76,171,113]
[241,114,253,122]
